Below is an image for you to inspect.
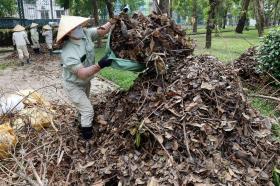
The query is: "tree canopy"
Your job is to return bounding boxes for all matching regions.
[0,0,16,17]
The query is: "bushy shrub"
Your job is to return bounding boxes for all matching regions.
[258,28,280,79]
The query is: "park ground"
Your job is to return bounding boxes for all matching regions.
[98,28,266,89]
[96,28,280,140]
[0,28,280,139]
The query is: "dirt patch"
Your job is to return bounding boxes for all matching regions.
[0,50,118,104]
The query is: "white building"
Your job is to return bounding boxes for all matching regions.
[23,0,68,19]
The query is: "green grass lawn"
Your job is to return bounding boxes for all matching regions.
[95,47,138,90]
[187,26,256,35]
[191,29,265,63]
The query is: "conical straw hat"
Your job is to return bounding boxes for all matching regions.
[43,25,52,30]
[30,23,38,28]
[56,15,90,43]
[13,25,25,32]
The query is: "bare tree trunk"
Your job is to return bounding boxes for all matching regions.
[170,0,173,17]
[222,8,228,29]
[152,0,161,14]
[192,0,198,33]
[235,0,250,33]
[50,0,54,21]
[205,0,217,48]
[105,0,114,18]
[254,0,265,37]
[273,0,280,25]
[92,0,102,48]
[159,0,170,16]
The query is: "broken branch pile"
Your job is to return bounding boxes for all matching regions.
[233,47,262,83]
[110,12,194,67]
[0,54,279,185]
[100,55,280,185]
[233,47,280,97]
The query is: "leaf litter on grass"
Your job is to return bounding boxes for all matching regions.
[110,11,194,73]
[0,14,279,186]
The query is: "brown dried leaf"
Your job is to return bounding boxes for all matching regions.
[201,82,215,90]
[155,134,164,144]
[147,177,159,186]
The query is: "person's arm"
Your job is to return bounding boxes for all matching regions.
[97,22,113,37]
[12,34,15,46]
[65,56,111,80]
[74,64,101,80]
[87,18,117,40]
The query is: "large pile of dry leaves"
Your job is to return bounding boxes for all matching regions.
[1,54,279,185]
[233,47,280,98]
[233,47,262,83]
[110,12,194,70]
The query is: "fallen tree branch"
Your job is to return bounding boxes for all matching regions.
[249,94,280,102]
[28,160,44,186]
[253,153,275,182]
[266,72,280,85]
[183,122,193,161]
[143,124,174,165]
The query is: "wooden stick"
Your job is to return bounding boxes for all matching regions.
[143,124,174,165]
[28,160,44,186]
[266,72,280,85]
[249,94,280,102]
[183,122,193,161]
[17,172,37,186]
[253,153,275,182]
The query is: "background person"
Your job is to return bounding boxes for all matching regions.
[30,23,40,54]
[12,25,31,65]
[42,25,53,55]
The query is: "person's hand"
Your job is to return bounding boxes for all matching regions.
[109,17,118,25]
[98,57,112,68]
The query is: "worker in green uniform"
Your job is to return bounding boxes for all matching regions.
[56,15,118,140]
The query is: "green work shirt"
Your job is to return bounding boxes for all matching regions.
[61,28,99,86]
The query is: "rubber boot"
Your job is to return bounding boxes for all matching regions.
[26,58,31,64]
[49,49,53,56]
[80,126,93,140]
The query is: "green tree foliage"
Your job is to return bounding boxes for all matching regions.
[272,167,280,186]
[258,28,280,79]
[56,0,144,18]
[172,0,208,24]
[56,0,92,16]
[0,0,16,17]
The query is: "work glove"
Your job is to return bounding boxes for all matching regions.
[109,17,118,25]
[98,56,112,68]
[80,126,93,140]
